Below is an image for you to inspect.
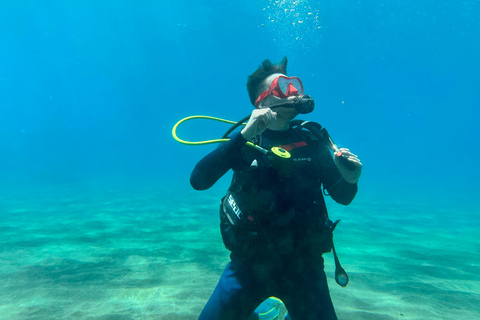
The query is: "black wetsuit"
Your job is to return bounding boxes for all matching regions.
[191,123,357,320]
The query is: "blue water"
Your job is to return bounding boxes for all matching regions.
[0,1,479,319]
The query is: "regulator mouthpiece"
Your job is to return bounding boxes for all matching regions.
[272,95,315,114]
[295,94,315,114]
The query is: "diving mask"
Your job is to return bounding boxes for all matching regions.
[255,76,303,107]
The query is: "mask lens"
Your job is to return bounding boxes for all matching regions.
[278,77,302,96]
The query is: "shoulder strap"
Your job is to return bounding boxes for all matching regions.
[292,120,340,197]
[292,120,350,287]
[291,120,335,151]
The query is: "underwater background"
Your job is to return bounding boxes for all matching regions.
[0,1,479,319]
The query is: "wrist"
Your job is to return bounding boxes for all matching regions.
[241,127,254,141]
[342,175,359,184]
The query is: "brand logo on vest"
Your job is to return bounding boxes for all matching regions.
[293,157,311,162]
[228,195,242,219]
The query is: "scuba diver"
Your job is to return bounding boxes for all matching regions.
[190,57,362,320]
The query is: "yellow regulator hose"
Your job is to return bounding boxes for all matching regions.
[172,115,244,145]
[172,115,291,158]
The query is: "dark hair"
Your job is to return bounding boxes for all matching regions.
[246,56,288,106]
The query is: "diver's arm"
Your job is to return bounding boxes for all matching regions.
[318,146,358,205]
[190,133,247,190]
[325,176,358,205]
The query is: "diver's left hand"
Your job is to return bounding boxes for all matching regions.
[334,148,362,184]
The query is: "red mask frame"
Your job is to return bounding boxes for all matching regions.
[255,76,303,107]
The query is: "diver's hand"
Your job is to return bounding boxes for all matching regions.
[241,108,277,140]
[334,148,362,184]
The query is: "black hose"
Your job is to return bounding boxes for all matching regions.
[221,95,315,139]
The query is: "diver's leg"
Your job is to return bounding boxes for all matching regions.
[280,257,337,320]
[198,260,265,320]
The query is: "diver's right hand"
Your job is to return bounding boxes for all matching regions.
[241,108,277,140]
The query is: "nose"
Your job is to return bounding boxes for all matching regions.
[286,83,299,96]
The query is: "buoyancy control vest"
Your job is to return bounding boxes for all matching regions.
[219,120,350,287]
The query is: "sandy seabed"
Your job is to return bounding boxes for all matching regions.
[0,183,478,320]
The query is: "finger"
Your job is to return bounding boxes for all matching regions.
[258,111,276,130]
[262,110,277,126]
[347,158,362,166]
[346,159,363,169]
[336,155,362,167]
[339,148,360,156]
[338,150,360,160]
[338,159,362,170]
[335,151,356,159]
[341,154,361,164]
[268,111,277,123]
[344,154,359,161]
[335,148,348,156]
[252,110,269,124]
[338,148,354,156]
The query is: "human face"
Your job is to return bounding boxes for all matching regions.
[255,74,303,107]
[257,73,300,130]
